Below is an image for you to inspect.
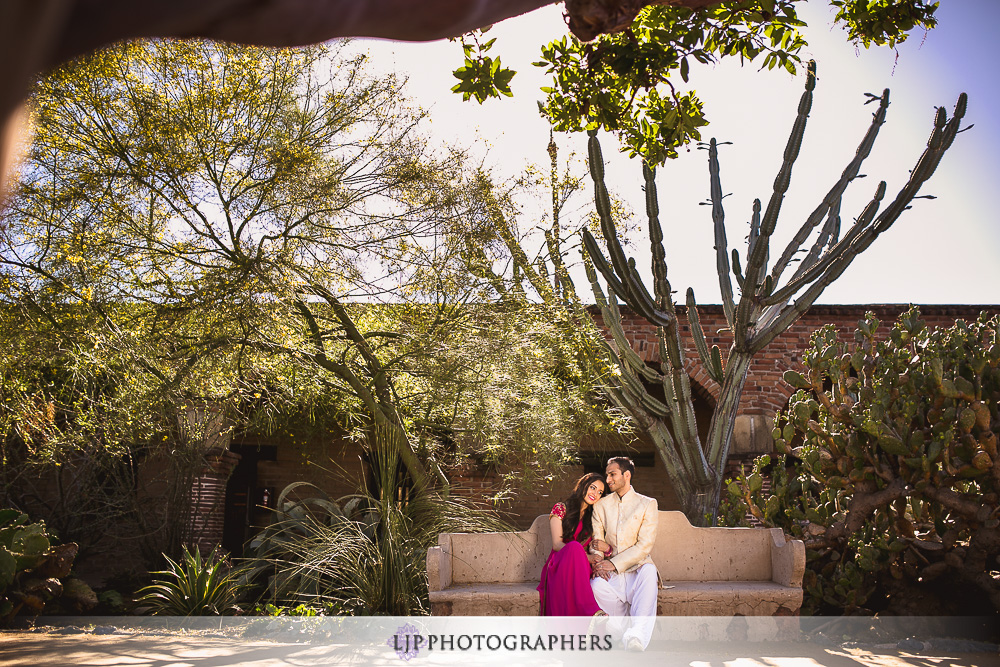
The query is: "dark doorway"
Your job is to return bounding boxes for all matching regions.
[222,443,277,556]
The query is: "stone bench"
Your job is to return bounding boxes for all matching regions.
[427,510,805,616]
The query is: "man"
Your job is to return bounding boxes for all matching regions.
[591,456,658,651]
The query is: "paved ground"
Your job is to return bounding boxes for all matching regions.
[1,632,998,667]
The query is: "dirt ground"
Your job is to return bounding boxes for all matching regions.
[0,633,998,667]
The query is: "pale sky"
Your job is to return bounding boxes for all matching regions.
[357,0,999,306]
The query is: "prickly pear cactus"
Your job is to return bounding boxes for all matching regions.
[720,308,1000,614]
[0,509,82,624]
[0,509,50,585]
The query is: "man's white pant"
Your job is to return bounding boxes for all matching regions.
[591,563,657,649]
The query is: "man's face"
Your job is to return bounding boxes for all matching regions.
[605,462,630,495]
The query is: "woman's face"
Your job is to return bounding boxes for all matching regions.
[583,479,605,506]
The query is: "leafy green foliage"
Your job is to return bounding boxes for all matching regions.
[135,545,243,616]
[0,510,93,624]
[451,31,516,103]
[720,309,1000,613]
[3,38,617,506]
[831,0,938,48]
[537,2,805,163]
[453,0,940,163]
[254,602,334,616]
[0,510,51,619]
[243,428,507,614]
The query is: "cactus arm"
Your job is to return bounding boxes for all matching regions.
[761,180,886,309]
[659,366,713,484]
[584,256,665,385]
[871,93,966,234]
[585,130,676,328]
[729,198,762,350]
[746,198,764,288]
[588,130,638,299]
[750,269,839,354]
[668,367,706,469]
[770,88,889,284]
[627,257,677,326]
[616,356,672,418]
[763,92,965,316]
[788,197,842,286]
[588,323,674,419]
[582,246,610,310]
[731,248,745,291]
[754,179,919,351]
[706,138,737,330]
[747,200,761,266]
[686,288,724,384]
[743,60,818,293]
[582,229,633,303]
[733,279,756,351]
[655,323,711,484]
[583,226,676,329]
[643,161,670,305]
[607,295,666,384]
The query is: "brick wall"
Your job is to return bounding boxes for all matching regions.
[595,304,1000,416]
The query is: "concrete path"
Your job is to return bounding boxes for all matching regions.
[1,633,998,667]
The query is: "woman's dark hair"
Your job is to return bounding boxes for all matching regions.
[561,473,606,544]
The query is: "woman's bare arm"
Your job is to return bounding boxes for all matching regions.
[549,514,566,552]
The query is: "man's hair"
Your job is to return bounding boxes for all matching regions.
[607,456,635,478]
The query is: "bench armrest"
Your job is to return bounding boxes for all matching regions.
[427,534,453,591]
[769,528,805,587]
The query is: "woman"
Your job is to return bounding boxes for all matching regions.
[537,472,612,616]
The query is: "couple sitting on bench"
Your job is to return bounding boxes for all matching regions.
[537,456,658,651]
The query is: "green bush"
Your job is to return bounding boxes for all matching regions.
[0,509,52,621]
[0,509,95,623]
[135,545,243,616]
[243,428,507,615]
[720,309,1000,614]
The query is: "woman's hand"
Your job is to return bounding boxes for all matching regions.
[592,539,610,555]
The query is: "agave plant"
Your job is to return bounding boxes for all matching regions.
[135,545,242,616]
[244,426,508,614]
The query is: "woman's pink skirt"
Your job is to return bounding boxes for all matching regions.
[536,541,602,616]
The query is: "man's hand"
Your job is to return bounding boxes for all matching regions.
[593,559,616,581]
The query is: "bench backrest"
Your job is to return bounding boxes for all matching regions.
[441,510,781,584]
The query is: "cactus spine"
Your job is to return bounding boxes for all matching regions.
[583,61,967,525]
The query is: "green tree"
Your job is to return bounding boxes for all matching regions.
[6,40,459,490]
[456,0,939,163]
[2,39,619,513]
[721,309,1000,614]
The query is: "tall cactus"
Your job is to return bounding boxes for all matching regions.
[583,61,967,525]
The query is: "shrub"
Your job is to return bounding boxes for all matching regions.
[243,428,508,614]
[0,509,95,624]
[135,545,242,615]
[720,309,1000,614]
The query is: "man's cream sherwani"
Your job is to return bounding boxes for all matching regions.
[591,487,658,574]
